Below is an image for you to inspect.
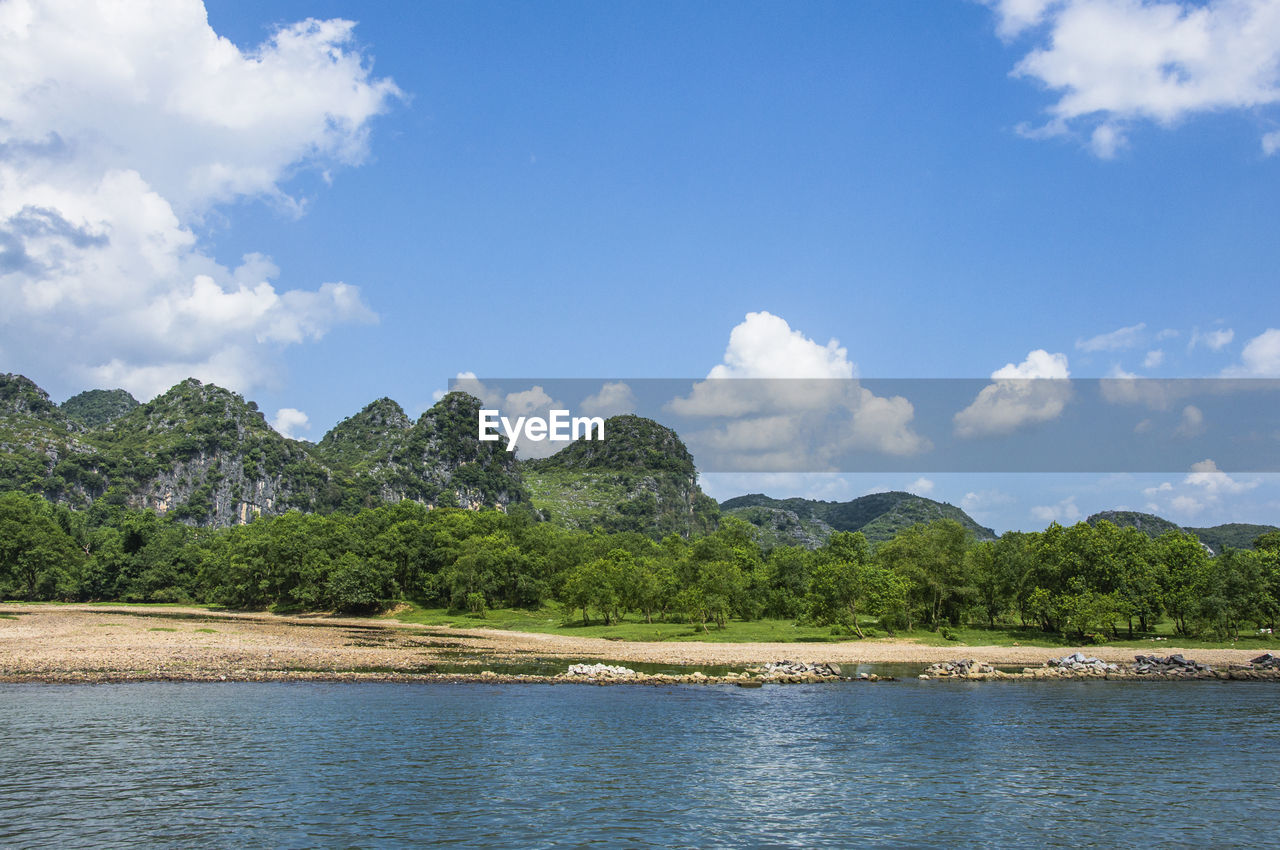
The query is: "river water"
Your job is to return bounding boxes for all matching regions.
[2,680,1278,847]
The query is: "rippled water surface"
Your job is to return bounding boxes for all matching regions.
[3,680,1279,847]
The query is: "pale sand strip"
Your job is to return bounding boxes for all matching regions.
[0,603,1266,678]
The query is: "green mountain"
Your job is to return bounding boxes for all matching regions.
[0,373,99,500]
[0,375,526,526]
[61,388,139,428]
[1086,511,1278,555]
[719,491,996,547]
[522,414,718,538]
[1185,523,1280,554]
[1086,510,1183,538]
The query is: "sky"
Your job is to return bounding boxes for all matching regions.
[2,0,1280,532]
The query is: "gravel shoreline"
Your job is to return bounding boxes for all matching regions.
[1,603,1270,683]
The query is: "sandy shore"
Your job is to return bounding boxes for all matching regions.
[0,603,1267,682]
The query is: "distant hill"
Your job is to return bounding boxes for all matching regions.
[522,415,718,539]
[1086,511,1183,538]
[1087,510,1278,555]
[1185,524,1280,554]
[61,388,139,428]
[720,491,996,547]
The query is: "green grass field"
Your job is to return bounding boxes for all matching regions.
[387,603,1278,649]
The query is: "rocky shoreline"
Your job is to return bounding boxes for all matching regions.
[14,654,1280,686]
[921,652,1280,682]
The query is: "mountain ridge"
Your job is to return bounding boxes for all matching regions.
[720,491,997,547]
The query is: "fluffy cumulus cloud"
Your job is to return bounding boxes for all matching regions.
[580,382,638,418]
[1175,403,1205,436]
[1142,458,1260,518]
[985,0,1280,156]
[0,0,398,398]
[668,312,930,470]
[271,407,311,440]
[954,349,1072,438]
[1223,328,1280,376]
[910,477,936,496]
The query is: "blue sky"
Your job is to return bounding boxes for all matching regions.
[3,0,1280,532]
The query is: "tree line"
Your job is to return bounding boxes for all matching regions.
[2,491,1277,641]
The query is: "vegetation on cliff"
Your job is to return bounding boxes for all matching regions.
[0,375,525,525]
[523,414,718,539]
[1087,510,1279,556]
[720,491,996,548]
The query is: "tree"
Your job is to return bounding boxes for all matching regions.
[804,532,874,636]
[876,520,972,628]
[0,492,82,600]
[1157,531,1209,636]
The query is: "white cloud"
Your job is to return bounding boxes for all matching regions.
[911,477,936,496]
[1170,494,1205,516]
[1265,129,1280,154]
[961,489,1016,517]
[987,0,1063,37]
[1175,403,1205,436]
[987,0,1280,155]
[1143,349,1165,369]
[580,382,638,418]
[705,310,854,381]
[1186,458,1258,494]
[1190,326,1236,351]
[272,407,310,440]
[1140,460,1262,520]
[954,349,1072,438]
[449,373,569,459]
[0,0,397,398]
[1031,496,1082,524]
[669,312,930,468]
[1100,364,1194,409]
[1076,322,1146,352]
[1223,328,1280,376]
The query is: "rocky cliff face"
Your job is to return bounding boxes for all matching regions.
[315,392,528,510]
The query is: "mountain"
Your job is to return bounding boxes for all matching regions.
[61,389,139,428]
[1086,511,1278,555]
[1185,524,1280,554]
[313,392,527,511]
[1086,510,1183,538]
[522,414,718,538]
[0,374,526,526]
[719,491,996,547]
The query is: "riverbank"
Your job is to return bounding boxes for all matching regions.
[1,603,1273,684]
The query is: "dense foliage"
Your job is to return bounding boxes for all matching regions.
[60,389,139,428]
[4,492,1277,642]
[721,491,997,545]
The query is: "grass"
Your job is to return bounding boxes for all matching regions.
[386,602,1277,649]
[147,627,178,632]
[389,603,853,642]
[194,628,217,633]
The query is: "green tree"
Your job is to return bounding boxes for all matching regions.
[0,492,82,600]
